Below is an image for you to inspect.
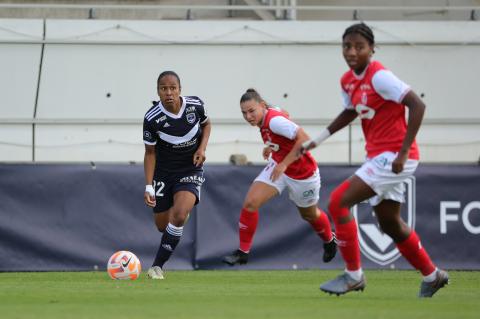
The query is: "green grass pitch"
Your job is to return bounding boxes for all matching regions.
[1,270,479,319]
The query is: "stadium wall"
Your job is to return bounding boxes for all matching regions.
[0,163,478,271]
[0,19,479,164]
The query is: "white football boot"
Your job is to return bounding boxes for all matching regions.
[147,266,165,280]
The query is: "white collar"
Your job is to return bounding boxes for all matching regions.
[158,96,186,119]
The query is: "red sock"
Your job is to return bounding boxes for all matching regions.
[238,208,259,253]
[308,209,333,242]
[329,180,361,271]
[396,231,436,275]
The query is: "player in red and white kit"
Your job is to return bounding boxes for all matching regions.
[302,23,448,297]
[222,88,337,266]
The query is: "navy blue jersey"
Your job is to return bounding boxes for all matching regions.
[143,96,209,172]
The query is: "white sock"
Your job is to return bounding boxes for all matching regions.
[345,268,363,281]
[166,223,183,237]
[423,268,438,282]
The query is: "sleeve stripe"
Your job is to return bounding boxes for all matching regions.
[146,109,162,121]
[145,105,160,120]
[186,101,202,106]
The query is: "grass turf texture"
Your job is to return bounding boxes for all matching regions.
[1,270,478,319]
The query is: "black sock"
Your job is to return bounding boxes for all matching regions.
[152,223,183,268]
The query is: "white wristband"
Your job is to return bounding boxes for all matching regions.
[312,129,331,146]
[145,184,155,197]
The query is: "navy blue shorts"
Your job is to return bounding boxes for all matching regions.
[152,168,205,213]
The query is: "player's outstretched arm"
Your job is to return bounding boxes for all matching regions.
[194,119,212,167]
[301,109,358,154]
[144,144,156,207]
[392,90,425,174]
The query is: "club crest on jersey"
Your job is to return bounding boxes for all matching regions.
[186,113,196,124]
[144,131,152,139]
[361,92,368,105]
[351,176,416,266]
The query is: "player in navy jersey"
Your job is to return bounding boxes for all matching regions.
[143,71,211,279]
[301,23,448,297]
[222,89,336,266]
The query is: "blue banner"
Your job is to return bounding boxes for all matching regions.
[0,163,478,271]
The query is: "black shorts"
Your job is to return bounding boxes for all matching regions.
[152,168,205,213]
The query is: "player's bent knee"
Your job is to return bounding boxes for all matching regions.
[328,189,343,215]
[328,180,351,218]
[155,222,167,232]
[169,208,191,226]
[298,206,318,222]
[378,220,409,242]
[154,214,169,232]
[300,214,315,222]
[243,198,261,212]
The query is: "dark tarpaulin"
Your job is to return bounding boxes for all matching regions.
[0,163,478,271]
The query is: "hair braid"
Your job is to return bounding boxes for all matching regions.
[342,23,375,46]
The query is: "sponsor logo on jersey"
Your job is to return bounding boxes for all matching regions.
[186,113,196,124]
[345,83,355,92]
[144,131,152,139]
[352,176,416,266]
[156,115,167,123]
[163,122,170,128]
[172,138,197,149]
[360,84,372,91]
[186,106,196,113]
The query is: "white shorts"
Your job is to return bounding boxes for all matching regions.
[355,151,418,206]
[254,159,320,208]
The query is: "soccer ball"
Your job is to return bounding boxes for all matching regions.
[107,250,142,280]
